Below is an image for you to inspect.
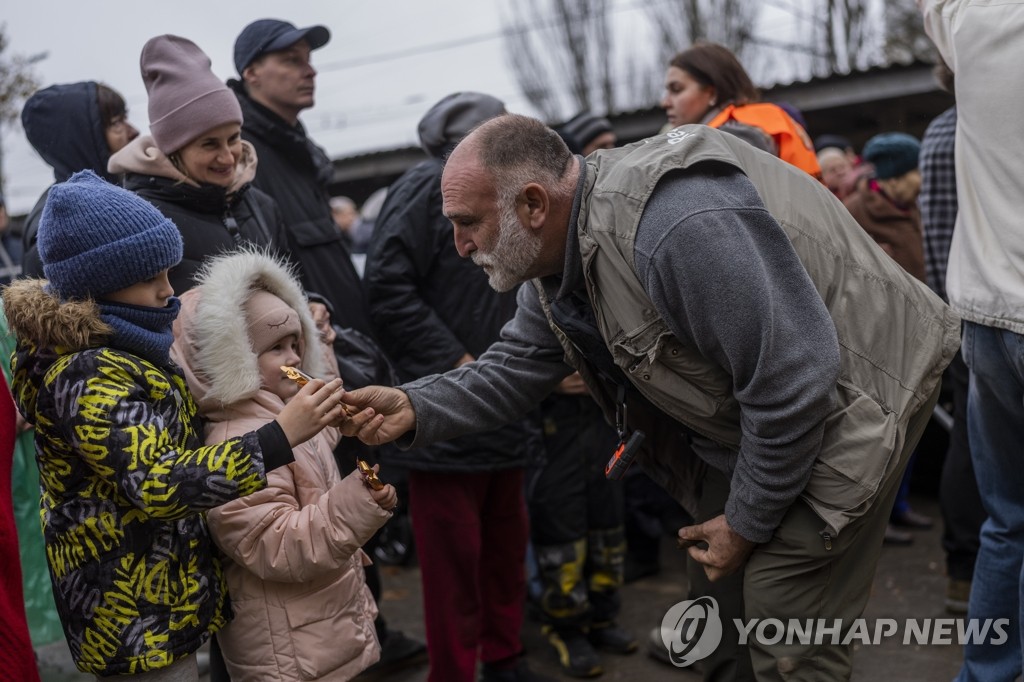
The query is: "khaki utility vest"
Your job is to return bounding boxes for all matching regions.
[540,125,960,536]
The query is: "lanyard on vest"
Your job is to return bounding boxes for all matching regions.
[604,383,646,480]
[548,292,648,479]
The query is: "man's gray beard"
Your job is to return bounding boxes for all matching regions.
[472,198,542,292]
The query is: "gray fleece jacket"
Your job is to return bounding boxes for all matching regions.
[401,161,835,543]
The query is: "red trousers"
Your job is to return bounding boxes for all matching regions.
[409,469,529,682]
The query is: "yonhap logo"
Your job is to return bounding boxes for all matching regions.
[657,601,1009,665]
[660,596,724,667]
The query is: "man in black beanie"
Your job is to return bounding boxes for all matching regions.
[555,111,616,156]
[364,92,554,682]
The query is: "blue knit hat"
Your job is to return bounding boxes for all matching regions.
[862,132,921,180]
[38,170,183,301]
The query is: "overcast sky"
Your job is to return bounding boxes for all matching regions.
[1,0,553,213]
[1,1,809,214]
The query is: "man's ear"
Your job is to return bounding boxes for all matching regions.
[242,63,259,88]
[520,183,549,230]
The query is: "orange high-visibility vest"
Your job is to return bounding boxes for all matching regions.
[707,103,822,179]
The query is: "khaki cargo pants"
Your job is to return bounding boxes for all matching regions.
[685,385,940,682]
[743,386,941,681]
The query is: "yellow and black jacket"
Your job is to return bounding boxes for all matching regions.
[2,279,288,676]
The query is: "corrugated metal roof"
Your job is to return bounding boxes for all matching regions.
[330,57,943,194]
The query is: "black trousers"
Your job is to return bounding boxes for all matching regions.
[528,393,626,627]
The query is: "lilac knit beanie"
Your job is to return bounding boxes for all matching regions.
[141,34,242,154]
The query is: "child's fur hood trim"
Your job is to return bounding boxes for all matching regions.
[2,278,111,351]
[171,248,325,410]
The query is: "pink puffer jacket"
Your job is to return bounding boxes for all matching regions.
[170,249,392,680]
[206,407,387,681]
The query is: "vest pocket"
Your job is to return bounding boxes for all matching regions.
[805,380,898,516]
[611,323,729,423]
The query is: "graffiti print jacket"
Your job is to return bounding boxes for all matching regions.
[2,279,294,676]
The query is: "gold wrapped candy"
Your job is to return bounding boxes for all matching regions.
[281,365,313,386]
[280,366,358,416]
[357,459,385,491]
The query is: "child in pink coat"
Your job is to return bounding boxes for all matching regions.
[171,249,395,681]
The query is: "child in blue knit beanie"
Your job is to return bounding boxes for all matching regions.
[1,170,379,680]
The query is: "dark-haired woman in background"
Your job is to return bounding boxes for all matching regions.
[661,42,820,178]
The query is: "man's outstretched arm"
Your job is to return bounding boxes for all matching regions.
[344,283,572,447]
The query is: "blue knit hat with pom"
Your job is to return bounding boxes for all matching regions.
[38,169,183,301]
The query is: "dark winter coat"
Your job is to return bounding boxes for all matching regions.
[107,134,293,295]
[228,80,373,335]
[126,175,290,294]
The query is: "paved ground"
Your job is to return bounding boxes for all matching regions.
[361,493,963,682]
[35,494,963,682]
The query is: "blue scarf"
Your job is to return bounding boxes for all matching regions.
[97,298,181,367]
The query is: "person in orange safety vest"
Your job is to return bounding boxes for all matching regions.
[661,41,821,179]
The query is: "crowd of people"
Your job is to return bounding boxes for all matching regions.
[0,2,1018,681]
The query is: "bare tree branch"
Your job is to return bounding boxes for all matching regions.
[648,0,761,60]
[499,0,615,121]
[883,0,934,64]
[0,24,42,127]
[499,0,930,124]
[0,23,44,192]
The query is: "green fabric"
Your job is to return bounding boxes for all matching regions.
[0,305,63,646]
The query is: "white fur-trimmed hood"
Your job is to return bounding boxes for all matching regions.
[171,247,326,411]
